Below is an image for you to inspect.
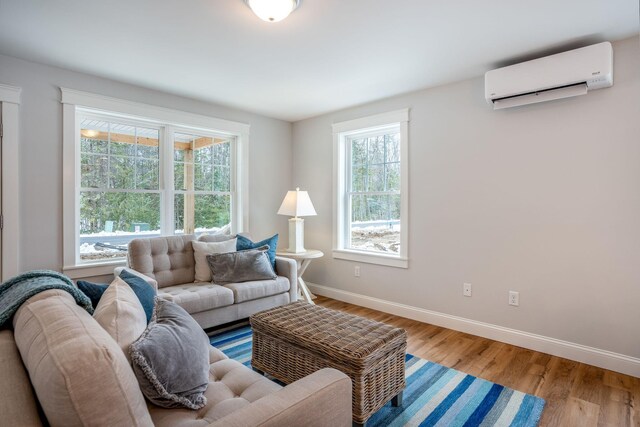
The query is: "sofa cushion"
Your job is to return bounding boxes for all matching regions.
[119,269,157,322]
[148,358,281,427]
[93,276,148,363]
[158,283,234,314]
[128,235,196,288]
[224,276,290,303]
[12,289,153,427]
[207,246,277,285]
[199,233,236,243]
[236,234,279,271]
[192,239,237,283]
[209,346,228,364]
[76,280,108,307]
[130,298,211,410]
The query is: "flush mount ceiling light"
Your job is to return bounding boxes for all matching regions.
[244,0,301,22]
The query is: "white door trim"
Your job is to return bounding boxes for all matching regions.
[0,83,21,280]
[0,84,21,104]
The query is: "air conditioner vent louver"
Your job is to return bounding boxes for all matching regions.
[485,42,613,110]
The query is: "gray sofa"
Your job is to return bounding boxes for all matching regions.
[117,234,297,329]
[0,289,353,426]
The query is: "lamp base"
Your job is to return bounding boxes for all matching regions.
[287,217,306,253]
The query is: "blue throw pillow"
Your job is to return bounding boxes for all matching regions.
[76,280,109,308]
[236,234,278,272]
[119,270,157,323]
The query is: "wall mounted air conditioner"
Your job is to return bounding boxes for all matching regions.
[485,42,613,110]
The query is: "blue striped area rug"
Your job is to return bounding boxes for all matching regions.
[210,325,545,427]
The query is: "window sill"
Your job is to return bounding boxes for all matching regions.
[332,249,408,269]
[63,260,126,279]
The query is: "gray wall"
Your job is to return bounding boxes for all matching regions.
[292,37,640,358]
[0,54,292,276]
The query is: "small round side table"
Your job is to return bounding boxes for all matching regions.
[276,249,324,304]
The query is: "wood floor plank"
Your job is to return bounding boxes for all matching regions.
[601,386,635,427]
[560,397,600,427]
[313,295,639,427]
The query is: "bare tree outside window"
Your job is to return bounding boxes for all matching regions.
[347,129,401,254]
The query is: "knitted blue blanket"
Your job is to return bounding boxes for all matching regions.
[0,270,93,327]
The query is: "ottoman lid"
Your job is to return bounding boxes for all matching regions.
[250,302,407,365]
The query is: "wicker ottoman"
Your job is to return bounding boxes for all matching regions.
[250,301,407,426]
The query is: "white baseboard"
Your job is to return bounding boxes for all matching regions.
[308,283,640,378]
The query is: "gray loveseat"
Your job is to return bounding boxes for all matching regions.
[117,234,298,329]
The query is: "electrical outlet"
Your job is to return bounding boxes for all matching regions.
[509,291,519,306]
[463,283,472,297]
[354,266,360,277]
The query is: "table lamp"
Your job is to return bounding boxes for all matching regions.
[277,187,317,253]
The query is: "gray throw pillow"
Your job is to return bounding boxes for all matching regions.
[207,245,277,285]
[129,298,210,410]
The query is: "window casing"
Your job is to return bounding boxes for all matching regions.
[62,88,249,278]
[333,109,409,268]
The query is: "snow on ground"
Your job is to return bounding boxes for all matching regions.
[79,222,398,258]
[351,224,400,253]
[79,226,227,260]
[80,229,161,238]
[80,226,225,238]
[80,243,106,254]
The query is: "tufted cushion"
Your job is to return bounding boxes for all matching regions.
[224,277,290,304]
[128,235,196,288]
[148,358,281,427]
[158,284,234,314]
[209,346,228,364]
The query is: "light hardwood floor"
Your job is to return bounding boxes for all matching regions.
[314,296,639,427]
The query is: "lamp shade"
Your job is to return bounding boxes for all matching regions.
[277,188,317,217]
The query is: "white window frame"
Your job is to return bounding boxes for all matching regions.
[62,88,250,279]
[332,109,409,268]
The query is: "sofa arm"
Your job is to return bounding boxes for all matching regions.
[113,267,158,290]
[207,368,352,427]
[0,330,43,426]
[275,257,298,303]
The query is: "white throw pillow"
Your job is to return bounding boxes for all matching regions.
[192,238,237,282]
[94,276,147,363]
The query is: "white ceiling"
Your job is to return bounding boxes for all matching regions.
[0,0,637,121]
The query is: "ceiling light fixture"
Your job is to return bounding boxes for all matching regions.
[244,0,300,22]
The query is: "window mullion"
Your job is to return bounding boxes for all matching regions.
[107,122,112,190]
[383,134,388,192]
[134,127,138,190]
[162,126,174,235]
